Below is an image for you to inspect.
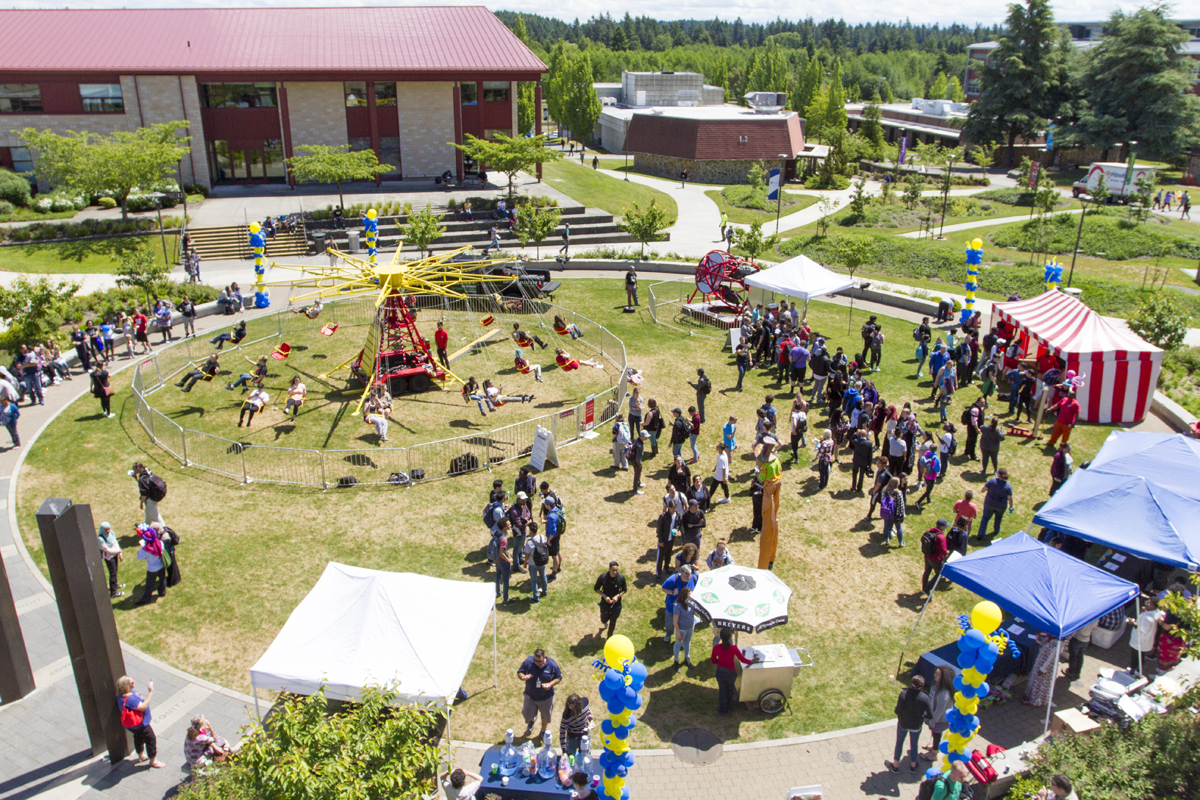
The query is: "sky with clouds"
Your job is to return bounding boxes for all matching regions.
[0,1,1164,28]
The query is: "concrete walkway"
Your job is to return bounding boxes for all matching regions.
[898,209,1082,239]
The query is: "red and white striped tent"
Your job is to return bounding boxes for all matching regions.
[992,291,1162,424]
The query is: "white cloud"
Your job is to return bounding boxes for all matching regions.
[1,0,1158,29]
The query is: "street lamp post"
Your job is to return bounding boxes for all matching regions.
[1066,197,1089,288]
[775,153,788,235]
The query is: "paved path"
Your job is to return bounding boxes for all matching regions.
[898,209,1082,239]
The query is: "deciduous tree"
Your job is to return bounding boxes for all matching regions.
[115,246,170,308]
[0,277,79,353]
[287,145,392,213]
[401,205,445,258]
[732,220,779,263]
[618,200,670,256]
[514,204,562,257]
[19,122,191,220]
[452,133,563,197]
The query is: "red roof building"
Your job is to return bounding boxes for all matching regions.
[621,110,804,184]
[0,7,546,186]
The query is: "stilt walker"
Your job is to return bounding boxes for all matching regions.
[757,437,783,570]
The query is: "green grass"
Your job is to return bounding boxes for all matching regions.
[0,207,81,223]
[541,160,678,225]
[704,188,819,225]
[17,278,1129,748]
[0,234,180,274]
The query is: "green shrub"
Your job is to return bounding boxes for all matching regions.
[804,174,852,191]
[1161,346,1200,417]
[991,213,1200,261]
[183,184,210,198]
[974,188,1039,206]
[778,233,1200,319]
[722,184,774,212]
[0,168,31,208]
[97,197,118,210]
[63,281,219,324]
[0,200,14,216]
[125,194,178,213]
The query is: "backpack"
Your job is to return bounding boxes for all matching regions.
[483,501,504,530]
[916,777,945,800]
[120,698,144,729]
[699,375,712,395]
[486,529,503,562]
[921,528,940,557]
[140,473,167,502]
[961,407,973,426]
[861,322,874,339]
[532,538,550,566]
[880,492,896,519]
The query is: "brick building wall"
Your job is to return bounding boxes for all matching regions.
[283,82,348,149]
[397,82,455,178]
[132,75,209,187]
[633,153,767,184]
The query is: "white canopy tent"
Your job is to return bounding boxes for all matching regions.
[743,254,854,317]
[249,563,497,715]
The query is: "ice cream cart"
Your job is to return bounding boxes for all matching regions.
[736,643,813,714]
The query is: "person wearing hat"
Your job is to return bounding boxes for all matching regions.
[97,522,125,598]
[631,429,648,496]
[513,349,543,382]
[508,491,533,572]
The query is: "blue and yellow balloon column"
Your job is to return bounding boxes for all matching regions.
[1043,259,1063,292]
[961,238,982,325]
[248,222,270,308]
[363,209,379,267]
[941,601,1019,772]
[594,635,645,800]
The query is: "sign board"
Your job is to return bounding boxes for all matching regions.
[529,426,559,472]
[583,395,595,431]
[767,168,781,201]
[1028,161,1041,190]
[898,136,908,165]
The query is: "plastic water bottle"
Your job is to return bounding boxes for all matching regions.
[499,729,522,777]
[579,734,596,783]
[536,731,557,779]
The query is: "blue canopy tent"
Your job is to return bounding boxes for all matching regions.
[940,532,1139,731]
[1032,432,1200,570]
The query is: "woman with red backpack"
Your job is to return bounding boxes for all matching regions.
[117,675,165,768]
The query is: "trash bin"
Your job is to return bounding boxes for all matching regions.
[347,230,361,253]
[312,232,326,255]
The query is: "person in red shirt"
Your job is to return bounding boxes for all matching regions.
[687,406,701,464]
[920,519,949,594]
[433,321,450,368]
[1036,351,1059,376]
[710,628,760,715]
[952,489,978,530]
[1047,390,1081,446]
[133,310,151,355]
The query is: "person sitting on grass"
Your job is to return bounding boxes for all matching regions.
[483,379,533,407]
[514,349,543,383]
[228,355,268,394]
[238,387,269,428]
[555,347,602,372]
[210,320,247,351]
[176,354,221,392]
[512,322,548,350]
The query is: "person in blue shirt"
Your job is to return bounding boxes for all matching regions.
[1006,367,1026,415]
[661,565,697,644]
[542,496,563,577]
[927,344,949,399]
[516,649,562,739]
[117,675,165,768]
[789,342,810,393]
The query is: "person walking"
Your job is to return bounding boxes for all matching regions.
[979,415,1005,476]
[922,666,955,761]
[0,397,19,449]
[90,364,114,419]
[630,430,647,495]
[97,521,124,598]
[135,525,168,605]
[868,324,885,372]
[710,629,759,715]
[880,476,907,546]
[687,405,701,463]
[680,169,688,189]
[594,561,627,638]
[1049,443,1073,496]
[117,676,165,768]
[710,443,730,504]
[866,456,892,519]
[814,429,835,490]
[913,445,941,509]
[661,565,696,644]
[611,413,631,471]
[885,675,931,774]
[133,462,166,525]
[517,649,562,738]
[494,519,512,605]
[1181,190,1191,220]
[719,211,728,241]
[920,519,950,594]
[624,265,638,307]
[849,428,875,493]
[668,407,688,460]
[673,586,698,669]
[558,222,570,255]
[734,343,750,391]
[654,509,675,580]
[976,467,1014,542]
[1046,389,1081,446]
[691,369,712,424]
[482,225,501,256]
[434,321,450,368]
[627,387,643,437]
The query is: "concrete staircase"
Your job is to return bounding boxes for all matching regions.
[187,225,309,261]
[307,206,661,255]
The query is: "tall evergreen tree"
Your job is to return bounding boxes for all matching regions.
[1064,5,1200,157]
[930,72,948,99]
[805,85,829,143]
[963,0,1070,165]
[792,59,822,114]
[946,76,964,102]
[823,59,849,139]
[748,42,789,93]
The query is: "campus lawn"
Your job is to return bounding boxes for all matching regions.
[17,278,1125,747]
[540,160,678,225]
[0,207,81,224]
[0,234,180,274]
[703,189,820,226]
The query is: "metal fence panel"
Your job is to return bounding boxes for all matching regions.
[242,445,325,487]
[485,417,542,465]
[406,433,493,482]
[150,410,186,462]
[182,430,246,482]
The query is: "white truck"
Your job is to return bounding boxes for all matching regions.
[1072,162,1157,202]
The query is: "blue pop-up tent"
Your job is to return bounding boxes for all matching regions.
[1032,432,1200,570]
[938,532,1140,732]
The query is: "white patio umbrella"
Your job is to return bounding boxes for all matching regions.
[685,565,792,633]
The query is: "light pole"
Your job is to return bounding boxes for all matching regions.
[147,192,169,268]
[624,149,629,181]
[775,153,788,235]
[1066,197,1089,288]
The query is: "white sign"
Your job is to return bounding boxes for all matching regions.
[530,425,558,472]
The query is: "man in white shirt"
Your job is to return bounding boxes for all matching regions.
[711,443,730,503]
[441,767,482,800]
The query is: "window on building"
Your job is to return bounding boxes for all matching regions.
[264,140,286,179]
[0,84,42,114]
[9,147,34,174]
[375,82,397,107]
[201,83,276,109]
[344,81,367,107]
[482,81,510,102]
[965,80,981,96]
[460,82,478,105]
[80,83,124,113]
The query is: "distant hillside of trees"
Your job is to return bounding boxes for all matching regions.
[497,12,1003,101]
